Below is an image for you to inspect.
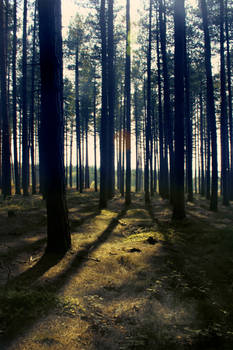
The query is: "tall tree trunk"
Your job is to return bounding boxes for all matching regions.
[159,0,173,201]
[0,0,11,198]
[173,0,185,220]
[69,120,73,188]
[156,15,164,198]
[200,0,218,211]
[85,111,89,189]
[145,0,152,203]
[220,0,229,206]
[38,0,71,253]
[75,47,82,193]
[22,0,29,196]
[134,84,139,192]
[199,90,205,196]
[107,0,115,199]
[184,32,193,202]
[225,0,233,199]
[125,0,131,205]
[30,2,37,194]
[12,0,20,194]
[93,74,98,192]
[99,0,108,208]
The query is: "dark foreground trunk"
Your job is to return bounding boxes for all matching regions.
[38,0,71,253]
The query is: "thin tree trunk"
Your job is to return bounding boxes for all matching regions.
[0,0,11,197]
[220,0,229,206]
[22,0,29,196]
[107,0,115,199]
[99,0,108,208]
[30,2,37,194]
[173,0,185,219]
[145,0,152,203]
[200,0,218,211]
[12,0,20,194]
[125,0,131,205]
[225,0,233,199]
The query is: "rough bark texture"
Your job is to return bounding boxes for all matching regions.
[38,0,71,253]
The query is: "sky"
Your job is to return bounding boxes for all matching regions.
[61,0,198,31]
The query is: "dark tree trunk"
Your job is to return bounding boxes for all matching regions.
[159,0,173,201]
[173,0,185,220]
[107,0,115,199]
[69,120,73,188]
[225,0,233,199]
[145,0,152,203]
[85,111,89,189]
[125,0,131,205]
[200,0,218,211]
[12,0,20,195]
[22,0,29,196]
[134,84,139,192]
[199,91,205,196]
[30,2,37,194]
[156,15,165,198]
[0,0,11,198]
[184,33,193,202]
[38,0,71,253]
[93,74,98,192]
[75,47,82,193]
[220,0,229,206]
[99,0,108,208]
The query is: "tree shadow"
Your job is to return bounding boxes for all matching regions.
[1,205,128,348]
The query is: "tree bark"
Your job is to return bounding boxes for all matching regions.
[38,0,71,253]
[125,0,131,206]
[200,0,218,211]
[173,0,185,219]
[0,0,11,198]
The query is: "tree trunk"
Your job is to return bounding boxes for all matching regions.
[225,0,233,200]
[200,0,218,211]
[173,0,185,220]
[22,0,29,196]
[12,0,20,195]
[159,0,173,201]
[145,0,152,203]
[0,0,11,198]
[220,0,229,206]
[184,32,193,202]
[30,2,37,194]
[125,0,131,206]
[107,0,115,199]
[38,0,71,253]
[99,0,108,208]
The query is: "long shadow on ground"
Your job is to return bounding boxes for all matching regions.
[0,205,128,349]
[145,200,233,350]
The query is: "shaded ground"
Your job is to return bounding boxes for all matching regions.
[1,190,233,349]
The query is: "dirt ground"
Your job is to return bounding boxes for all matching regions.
[1,190,233,349]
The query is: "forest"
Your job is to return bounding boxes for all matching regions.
[0,0,233,348]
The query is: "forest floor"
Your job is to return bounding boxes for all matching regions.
[0,190,233,349]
